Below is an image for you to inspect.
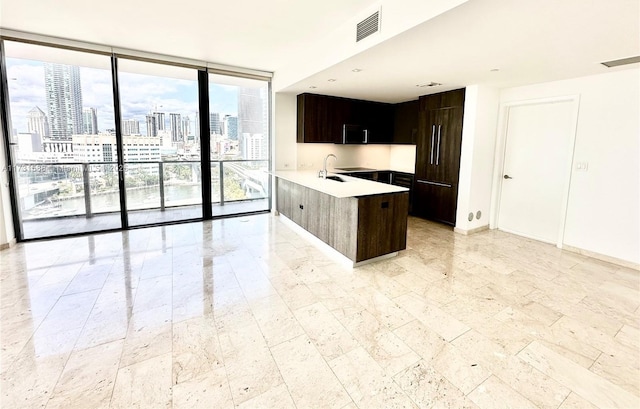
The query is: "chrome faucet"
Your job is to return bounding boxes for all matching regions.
[319,154,337,179]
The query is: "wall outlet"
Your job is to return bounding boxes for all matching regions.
[576,161,589,171]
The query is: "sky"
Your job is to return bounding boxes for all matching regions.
[5,58,243,135]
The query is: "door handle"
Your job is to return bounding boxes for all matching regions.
[436,125,442,165]
[503,175,513,179]
[430,125,435,164]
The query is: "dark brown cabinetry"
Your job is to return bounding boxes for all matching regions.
[297,93,397,144]
[341,170,414,213]
[356,193,409,261]
[392,100,419,144]
[297,93,345,143]
[413,89,465,225]
[276,177,409,263]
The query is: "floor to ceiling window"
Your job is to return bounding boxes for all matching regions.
[3,41,121,239]
[117,60,202,227]
[0,38,272,240]
[209,73,270,216]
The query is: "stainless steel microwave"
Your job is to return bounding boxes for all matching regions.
[342,124,368,144]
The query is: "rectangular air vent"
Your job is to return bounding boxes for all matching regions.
[356,11,380,42]
[601,56,640,68]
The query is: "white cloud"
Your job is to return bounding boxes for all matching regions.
[5,58,245,134]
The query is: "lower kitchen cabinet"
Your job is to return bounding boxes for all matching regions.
[356,193,408,261]
[305,188,332,242]
[413,181,457,226]
[276,177,409,263]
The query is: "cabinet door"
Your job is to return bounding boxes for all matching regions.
[413,181,457,225]
[376,171,391,184]
[290,182,305,226]
[305,188,332,242]
[415,110,429,178]
[412,181,431,219]
[431,107,463,184]
[276,178,293,218]
[365,102,394,144]
[297,94,340,143]
[356,193,409,262]
[431,183,457,225]
[415,109,440,180]
[393,100,419,144]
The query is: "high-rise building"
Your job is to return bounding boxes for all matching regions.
[238,87,266,158]
[194,112,200,142]
[223,115,238,140]
[169,113,182,142]
[153,112,165,131]
[44,63,83,140]
[181,116,191,139]
[122,119,140,136]
[209,112,221,135]
[82,107,98,134]
[146,115,158,137]
[241,133,264,160]
[27,106,50,138]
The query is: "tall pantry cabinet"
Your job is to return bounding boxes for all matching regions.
[413,89,465,225]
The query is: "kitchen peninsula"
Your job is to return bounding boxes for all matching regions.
[274,171,409,265]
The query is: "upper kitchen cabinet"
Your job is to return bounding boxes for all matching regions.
[297,93,347,143]
[392,100,419,144]
[419,88,465,111]
[297,93,395,144]
[357,100,394,144]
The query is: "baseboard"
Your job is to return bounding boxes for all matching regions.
[562,245,639,271]
[454,225,490,236]
[0,237,17,251]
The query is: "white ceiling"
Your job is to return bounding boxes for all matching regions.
[1,0,638,103]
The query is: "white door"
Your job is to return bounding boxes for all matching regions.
[498,100,576,244]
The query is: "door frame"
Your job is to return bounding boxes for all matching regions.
[489,95,580,248]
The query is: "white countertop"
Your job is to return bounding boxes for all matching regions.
[273,170,409,198]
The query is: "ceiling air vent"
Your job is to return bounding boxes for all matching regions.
[356,11,380,42]
[601,56,640,68]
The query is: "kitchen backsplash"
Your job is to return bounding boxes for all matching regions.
[295,143,416,173]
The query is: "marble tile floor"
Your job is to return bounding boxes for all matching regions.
[1,214,638,408]
[20,199,269,240]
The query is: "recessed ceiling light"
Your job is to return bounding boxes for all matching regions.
[309,86,317,89]
[352,69,362,72]
[328,79,337,82]
[416,82,442,87]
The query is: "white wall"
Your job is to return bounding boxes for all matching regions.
[297,144,391,172]
[498,68,640,265]
[0,118,16,248]
[389,145,417,173]
[456,85,500,232]
[274,93,298,171]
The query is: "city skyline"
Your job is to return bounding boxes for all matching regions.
[6,57,242,136]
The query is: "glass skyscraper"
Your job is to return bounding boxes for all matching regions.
[44,63,83,140]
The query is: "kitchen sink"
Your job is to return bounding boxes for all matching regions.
[325,175,345,182]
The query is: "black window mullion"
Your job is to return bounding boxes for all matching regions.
[110,55,128,229]
[0,40,23,241]
[198,69,212,220]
